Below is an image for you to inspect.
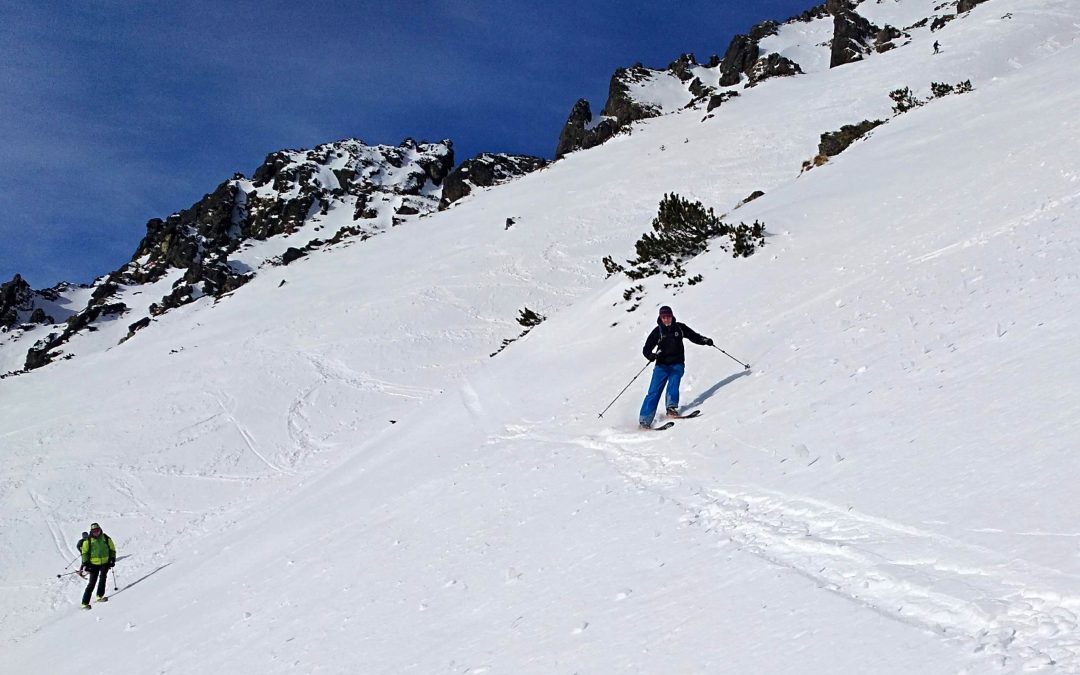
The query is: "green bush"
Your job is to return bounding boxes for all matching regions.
[621,193,765,281]
[890,87,924,114]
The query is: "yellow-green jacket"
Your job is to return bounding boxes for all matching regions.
[81,534,116,567]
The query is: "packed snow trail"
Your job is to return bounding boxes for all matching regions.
[563,423,1080,672]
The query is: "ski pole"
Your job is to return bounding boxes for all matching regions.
[711,344,751,370]
[62,552,80,569]
[598,361,652,418]
[56,569,82,579]
[112,568,119,591]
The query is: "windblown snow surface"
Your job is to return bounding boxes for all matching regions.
[3,1,1080,672]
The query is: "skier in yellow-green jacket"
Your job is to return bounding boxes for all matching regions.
[79,522,116,609]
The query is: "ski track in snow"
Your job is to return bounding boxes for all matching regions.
[559,427,1080,672]
[212,391,293,476]
[27,490,69,560]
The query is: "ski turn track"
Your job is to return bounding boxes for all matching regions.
[579,430,1080,672]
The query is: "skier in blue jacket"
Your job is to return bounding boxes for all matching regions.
[639,306,712,428]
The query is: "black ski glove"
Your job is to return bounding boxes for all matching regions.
[704,338,714,346]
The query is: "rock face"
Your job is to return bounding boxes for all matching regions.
[746,53,804,87]
[440,153,548,209]
[718,35,760,87]
[121,137,454,295]
[957,0,990,12]
[818,119,887,157]
[555,99,622,159]
[828,0,881,68]
[0,274,67,331]
[17,137,455,371]
[0,274,33,329]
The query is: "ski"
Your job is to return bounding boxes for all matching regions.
[645,421,675,431]
[669,410,701,420]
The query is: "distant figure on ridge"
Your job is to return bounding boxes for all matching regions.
[639,306,712,429]
[933,40,941,54]
[79,522,116,609]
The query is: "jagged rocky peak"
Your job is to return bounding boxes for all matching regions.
[556,55,718,159]
[440,153,548,209]
[15,137,455,372]
[121,137,454,292]
[555,99,622,160]
[0,274,81,331]
[827,0,881,67]
[0,274,34,330]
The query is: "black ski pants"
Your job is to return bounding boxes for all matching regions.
[82,564,109,604]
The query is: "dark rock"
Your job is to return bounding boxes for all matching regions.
[930,15,955,31]
[24,301,127,370]
[707,91,741,112]
[748,20,780,42]
[440,153,548,208]
[828,0,881,68]
[29,308,52,324]
[957,0,990,12]
[0,274,33,329]
[555,99,620,159]
[818,119,886,157]
[875,26,904,52]
[281,247,307,265]
[666,53,698,82]
[746,53,803,87]
[602,65,662,126]
[719,34,759,86]
[89,280,119,306]
[128,316,151,334]
[688,77,713,99]
[395,204,420,216]
[738,191,766,207]
[792,3,829,22]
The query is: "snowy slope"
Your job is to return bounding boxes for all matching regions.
[4,0,1080,672]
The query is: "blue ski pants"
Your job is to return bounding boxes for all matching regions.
[639,363,684,425]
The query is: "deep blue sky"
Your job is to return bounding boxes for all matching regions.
[1,0,814,288]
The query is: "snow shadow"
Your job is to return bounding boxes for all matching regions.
[684,369,751,410]
[111,562,172,597]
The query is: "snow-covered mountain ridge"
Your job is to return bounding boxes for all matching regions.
[4,0,1080,672]
[0,0,986,378]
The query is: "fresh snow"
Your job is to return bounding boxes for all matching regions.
[4,0,1080,672]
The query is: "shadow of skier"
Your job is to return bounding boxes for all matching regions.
[110,562,173,597]
[683,369,751,410]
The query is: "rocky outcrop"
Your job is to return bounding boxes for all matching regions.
[604,64,666,126]
[440,153,548,209]
[555,99,621,159]
[957,0,991,12]
[17,137,455,371]
[746,53,803,87]
[0,274,68,330]
[828,0,881,68]
[718,35,760,87]
[120,137,454,295]
[818,119,887,157]
[24,301,127,370]
[874,25,905,53]
[0,274,33,329]
[718,19,797,88]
